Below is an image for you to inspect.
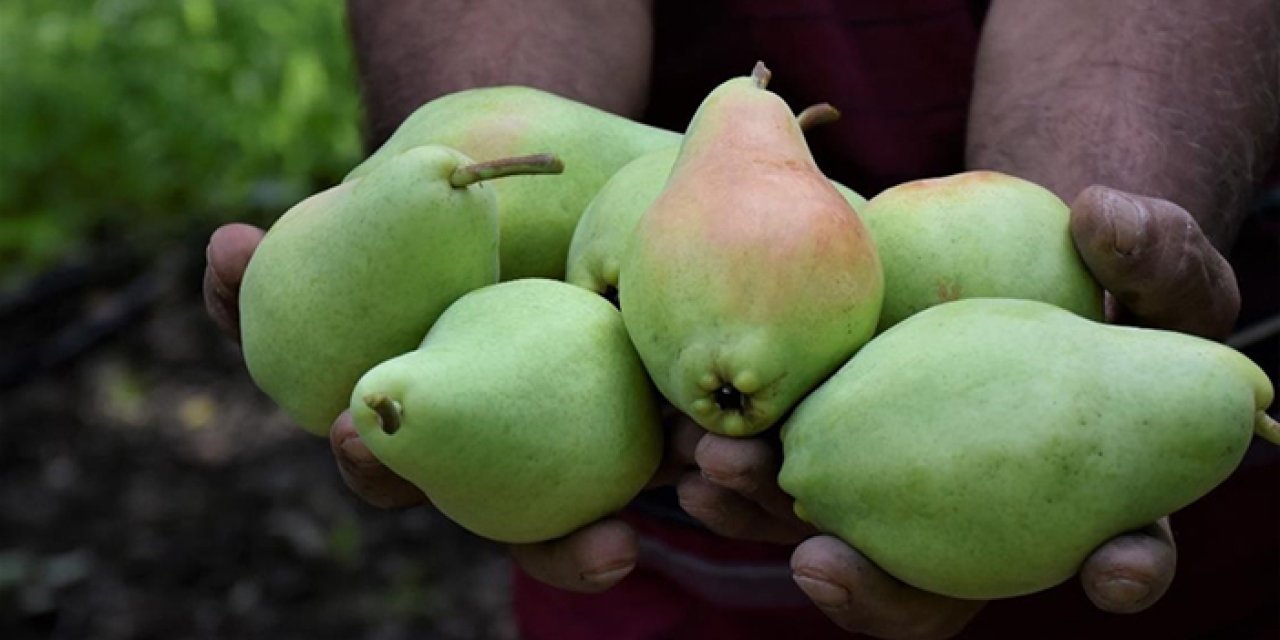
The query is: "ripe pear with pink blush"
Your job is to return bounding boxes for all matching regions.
[619,63,884,437]
[566,103,868,305]
[347,87,680,281]
[861,170,1104,332]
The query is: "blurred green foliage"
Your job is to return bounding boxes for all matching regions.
[0,0,364,283]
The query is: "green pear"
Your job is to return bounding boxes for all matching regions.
[566,145,679,303]
[861,171,1104,331]
[349,279,663,544]
[566,103,868,304]
[347,87,680,281]
[240,146,562,435]
[619,63,883,437]
[779,297,1278,600]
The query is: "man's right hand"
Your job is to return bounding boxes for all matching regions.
[203,222,645,593]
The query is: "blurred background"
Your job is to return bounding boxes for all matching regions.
[1,2,1277,640]
[1,1,513,638]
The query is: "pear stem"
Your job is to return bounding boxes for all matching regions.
[1256,411,1280,445]
[363,393,402,435]
[797,103,841,132]
[449,153,564,188]
[751,61,772,89]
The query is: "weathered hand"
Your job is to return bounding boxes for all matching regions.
[652,412,818,545]
[1069,185,1240,340]
[658,185,1235,637]
[203,222,643,593]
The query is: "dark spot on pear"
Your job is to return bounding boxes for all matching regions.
[715,385,744,412]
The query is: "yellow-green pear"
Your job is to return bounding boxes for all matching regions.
[240,146,562,435]
[861,171,1103,331]
[350,279,663,544]
[566,103,867,304]
[780,298,1278,600]
[566,145,678,303]
[347,87,680,280]
[619,63,883,437]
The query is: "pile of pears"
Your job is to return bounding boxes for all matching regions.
[236,62,1278,600]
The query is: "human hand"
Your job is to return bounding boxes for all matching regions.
[204,222,646,593]
[668,186,1234,638]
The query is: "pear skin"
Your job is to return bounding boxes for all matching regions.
[566,103,868,305]
[779,298,1276,600]
[347,87,680,281]
[350,279,663,544]
[862,171,1104,331]
[619,63,883,437]
[240,146,561,435]
[566,145,680,304]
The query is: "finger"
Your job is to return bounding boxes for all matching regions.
[509,519,639,593]
[329,411,429,509]
[203,223,265,342]
[1069,186,1240,340]
[792,535,985,639]
[694,432,801,523]
[647,410,704,488]
[203,264,241,342]
[1079,517,1177,613]
[676,472,813,544]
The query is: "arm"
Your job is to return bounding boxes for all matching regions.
[692,3,1278,638]
[346,0,655,147]
[971,0,1280,341]
[967,0,1280,251]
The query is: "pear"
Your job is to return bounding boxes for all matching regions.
[619,63,884,437]
[350,279,663,544]
[779,297,1278,600]
[240,146,562,435]
[566,103,868,305]
[566,145,679,304]
[347,87,680,281]
[861,171,1103,331]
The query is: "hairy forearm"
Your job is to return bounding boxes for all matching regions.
[967,0,1280,250]
[346,0,654,148]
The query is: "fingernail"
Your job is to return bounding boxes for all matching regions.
[793,572,850,608]
[1108,194,1147,256]
[582,562,634,586]
[1095,577,1150,608]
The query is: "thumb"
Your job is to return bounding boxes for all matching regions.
[1069,186,1239,340]
[203,223,265,342]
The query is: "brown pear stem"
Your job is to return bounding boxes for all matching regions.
[1257,411,1280,445]
[363,393,402,435]
[751,61,772,89]
[797,103,841,132]
[449,153,564,188]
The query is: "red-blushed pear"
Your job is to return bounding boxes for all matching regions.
[240,146,562,435]
[565,103,868,306]
[618,63,883,437]
[861,171,1103,332]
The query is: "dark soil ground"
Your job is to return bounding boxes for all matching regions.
[0,243,514,640]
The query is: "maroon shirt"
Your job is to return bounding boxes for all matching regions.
[645,0,988,197]
[517,2,1279,638]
